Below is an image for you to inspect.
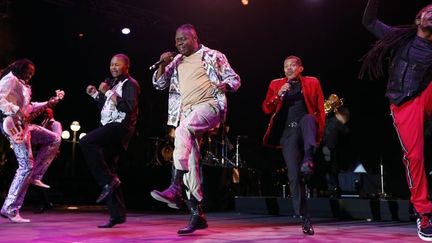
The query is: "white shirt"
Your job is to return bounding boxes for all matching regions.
[99,79,127,126]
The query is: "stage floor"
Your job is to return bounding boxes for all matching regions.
[0,208,421,242]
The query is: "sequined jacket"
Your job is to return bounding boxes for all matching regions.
[152,45,241,127]
[0,71,47,117]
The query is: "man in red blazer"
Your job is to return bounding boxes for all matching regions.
[262,55,325,236]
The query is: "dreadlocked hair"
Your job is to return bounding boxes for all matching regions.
[359,25,417,80]
[0,58,34,80]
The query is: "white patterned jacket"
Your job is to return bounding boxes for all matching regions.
[0,71,47,117]
[152,45,241,127]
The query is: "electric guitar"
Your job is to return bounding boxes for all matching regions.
[3,90,65,144]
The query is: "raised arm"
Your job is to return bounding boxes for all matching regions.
[152,52,177,91]
[362,0,393,39]
[86,84,106,110]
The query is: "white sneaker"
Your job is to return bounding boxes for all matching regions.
[31,179,50,188]
[417,215,432,241]
[1,210,30,223]
[9,213,31,223]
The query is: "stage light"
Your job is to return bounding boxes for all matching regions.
[63,121,84,176]
[241,0,249,6]
[79,133,86,140]
[70,121,81,132]
[121,28,131,35]
[61,130,70,140]
[353,162,367,173]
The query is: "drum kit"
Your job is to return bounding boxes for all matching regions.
[200,124,248,168]
[148,124,247,168]
[147,125,259,197]
[148,127,175,166]
[148,136,174,166]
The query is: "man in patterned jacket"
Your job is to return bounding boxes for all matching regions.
[150,24,241,234]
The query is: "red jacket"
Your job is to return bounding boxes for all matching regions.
[262,76,325,147]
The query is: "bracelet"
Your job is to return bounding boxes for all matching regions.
[105,90,114,98]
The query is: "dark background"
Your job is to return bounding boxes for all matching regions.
[0,0,430,210]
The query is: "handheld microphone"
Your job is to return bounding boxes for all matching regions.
[149,52,177,71]
[149,60,164,71]
[280,79,297,98]
[280,88,288,99]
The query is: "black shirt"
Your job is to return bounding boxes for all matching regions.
[282,81,307,128]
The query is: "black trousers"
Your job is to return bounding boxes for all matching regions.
[80,122,131,219]
[280,114,316,216]
[323,116,350,191]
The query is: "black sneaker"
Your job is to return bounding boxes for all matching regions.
[417,214,432,241]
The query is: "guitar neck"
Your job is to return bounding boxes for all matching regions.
[25,102,55,123]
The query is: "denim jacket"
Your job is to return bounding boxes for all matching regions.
[152,45,241,127]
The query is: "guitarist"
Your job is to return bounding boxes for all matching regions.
[0,59,62,223]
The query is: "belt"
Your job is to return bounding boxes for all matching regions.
[287,121,298,128]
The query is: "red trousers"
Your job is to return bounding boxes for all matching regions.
[390,82,432,214]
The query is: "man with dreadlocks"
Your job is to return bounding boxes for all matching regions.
[0,59,62,223]
[360,0,432,241]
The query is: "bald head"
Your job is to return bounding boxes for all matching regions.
[113,53,130,67]
[175,24,200,56]
[176,24,199,40]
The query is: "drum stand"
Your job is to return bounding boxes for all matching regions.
[202,150,220,166]
[203,139,236,167]
[220,130,236,167]
[202,124,237,167]
[231,135,247,167]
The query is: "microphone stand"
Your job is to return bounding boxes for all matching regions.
[378,157,391,199]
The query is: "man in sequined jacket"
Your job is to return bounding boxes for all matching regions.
[151,24,240,235]
[0,59,61,223]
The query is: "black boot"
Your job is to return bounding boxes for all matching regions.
[150,169,185,209]
[177,197,208,235]
[97,216,126,228]
[301,216,315,235]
